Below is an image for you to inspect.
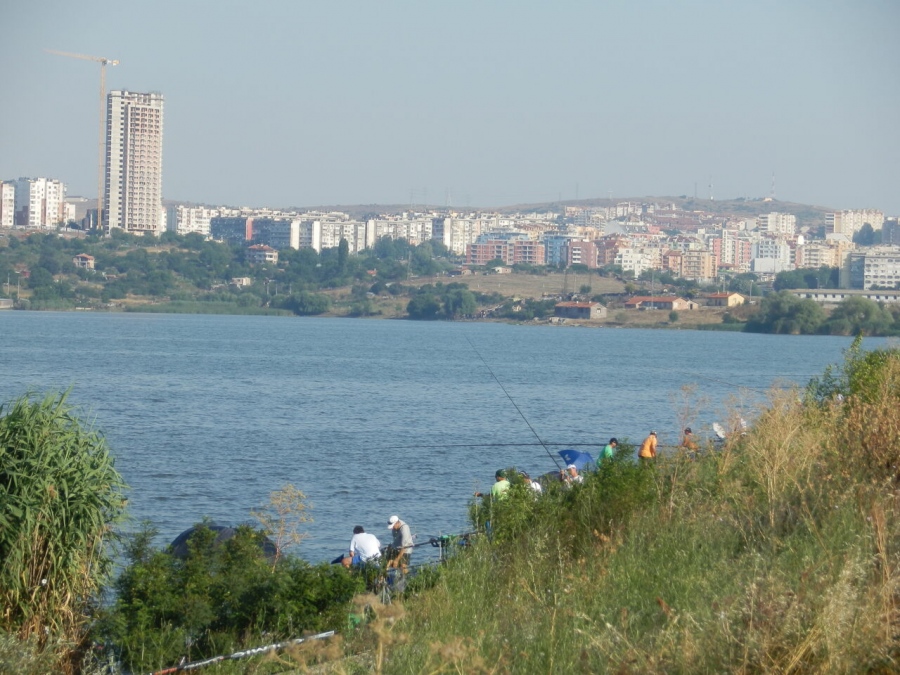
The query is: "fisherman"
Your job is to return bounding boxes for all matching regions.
[387,515,413,573]
[638,430,658,462]
[521,471,543,495]
[681,427,698,453]
[342,525,382,569]
[562,463,583,486]
[601,437,618,461]
[474,469,510,501]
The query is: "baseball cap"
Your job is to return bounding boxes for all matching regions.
[388,515,399,528]
[566,464,577,470]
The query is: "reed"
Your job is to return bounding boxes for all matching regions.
[0,392,127,673]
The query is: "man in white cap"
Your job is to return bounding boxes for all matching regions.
[387,515,413,573]
[562,463,583,486]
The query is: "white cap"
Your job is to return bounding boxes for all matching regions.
[388,515,399,528]
[566,464,577,470]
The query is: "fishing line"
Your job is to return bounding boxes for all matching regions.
[646,365,794,393]
[465,335,563,470]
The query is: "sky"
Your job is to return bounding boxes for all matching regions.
[2,1,898,213]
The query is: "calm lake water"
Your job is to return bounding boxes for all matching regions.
[0,312,887,563]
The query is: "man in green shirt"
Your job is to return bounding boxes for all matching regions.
[602,437,618,460]
[475,469,510,500]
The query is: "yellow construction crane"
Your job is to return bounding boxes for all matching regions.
[46,49,119,230]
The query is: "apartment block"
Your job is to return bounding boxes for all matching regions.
[252,218,300,250]
[826,209,884,237]
[757,212,796,236]
[466,239,545,266]
[210,216,252,244]
[0,182,15,229]
[170,205,217,236]
[847,248,900,290]
[433,217,482,255]
[105,90,164,235]
[11,177,65,228]
[565,240,598,268]
[680,250,717,282]
[796,240,853,269]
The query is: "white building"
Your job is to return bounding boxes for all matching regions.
[11,177,66,229]
[299,220,322,252]
[614,247,653,276]
[105,90,164,235]
[751,238,793,274]
[757,212,796,236]
[433,217,482,255]
[795,240,854,270]
[826,209,884,237]
[0,182,15,229]
[170,205,217,236]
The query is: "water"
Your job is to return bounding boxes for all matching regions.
[0,311,883,563]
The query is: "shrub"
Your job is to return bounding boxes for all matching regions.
[99,523,365,673]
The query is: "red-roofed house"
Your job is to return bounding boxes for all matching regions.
[247,244,278,264]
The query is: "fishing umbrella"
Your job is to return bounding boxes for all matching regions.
[169,523,277,561]
[558,449,595,471]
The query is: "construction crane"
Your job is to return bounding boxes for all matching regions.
[46,49,119,231]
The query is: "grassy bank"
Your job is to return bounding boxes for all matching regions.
[345,340,900,673]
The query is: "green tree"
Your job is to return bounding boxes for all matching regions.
[820,296,893,336]
[337,238,349,273]
[853,223,875,246]
[745,291,825,334]
[444,288,477,318]
[407,294,442,320]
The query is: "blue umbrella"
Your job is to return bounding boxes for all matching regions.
[558,449,595,471]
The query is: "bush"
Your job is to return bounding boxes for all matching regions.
[99,523,365,673]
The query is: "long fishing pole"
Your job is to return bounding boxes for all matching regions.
[465,335,563,470]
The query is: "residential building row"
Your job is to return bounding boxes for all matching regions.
[0,177,69,229]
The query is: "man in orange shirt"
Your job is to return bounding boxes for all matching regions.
[638,430,658,461]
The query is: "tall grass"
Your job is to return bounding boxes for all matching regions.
[0,392,127,673]
[354,344,900,673]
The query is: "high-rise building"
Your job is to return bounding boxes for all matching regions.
[105,90,164,235]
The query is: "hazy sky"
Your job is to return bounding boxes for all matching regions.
[2,1,898,213]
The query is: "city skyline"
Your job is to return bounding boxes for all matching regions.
[2,1,898,214]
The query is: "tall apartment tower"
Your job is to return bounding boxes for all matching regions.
[105,90,164,235]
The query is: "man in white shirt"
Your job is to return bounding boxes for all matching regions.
[342,525,382,568]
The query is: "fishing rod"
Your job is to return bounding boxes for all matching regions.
[465,335,563,470]
[376,442,600,450]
